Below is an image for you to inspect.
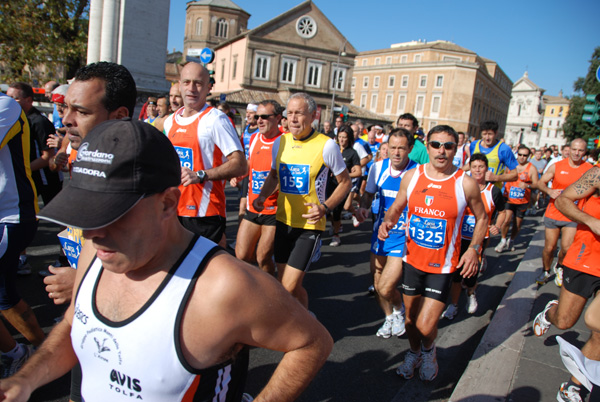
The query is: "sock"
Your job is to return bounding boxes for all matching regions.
[385,314,394,321]
[4,343,25,359]
[421,344,434,354]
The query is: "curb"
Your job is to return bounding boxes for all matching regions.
[449,225,546,401]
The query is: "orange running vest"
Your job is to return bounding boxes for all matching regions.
[563,192,600,277]
[246,132,281,215]
[545,159,592,222]
[505,162,533,205]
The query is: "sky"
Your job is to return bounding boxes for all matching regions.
[167,0,600,98]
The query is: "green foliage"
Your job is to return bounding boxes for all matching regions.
[0,0,89,84]
[564,47,600,142]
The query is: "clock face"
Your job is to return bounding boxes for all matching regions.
[296,15,317,39]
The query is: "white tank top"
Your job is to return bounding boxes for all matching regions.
[70,236,248,401]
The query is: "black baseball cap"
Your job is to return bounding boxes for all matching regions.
[38,118,181,230]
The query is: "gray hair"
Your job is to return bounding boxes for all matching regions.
[288,92,317,114]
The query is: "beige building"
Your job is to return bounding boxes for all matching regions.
[540,91,570,148]
[352,40,512,138]
[505,71,545,147]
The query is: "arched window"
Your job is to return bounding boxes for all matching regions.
[195,18,203,36]
[216,18,228,38]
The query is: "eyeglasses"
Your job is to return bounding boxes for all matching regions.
[428,141,457,150]
[256,114,275,120]
[517,153,529,157]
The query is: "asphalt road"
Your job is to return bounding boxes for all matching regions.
[12,186,541,402]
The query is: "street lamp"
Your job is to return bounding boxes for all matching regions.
[330,40,348,122]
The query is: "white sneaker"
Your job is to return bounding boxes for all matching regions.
[396,350,422,379]
[494,239,507,253]
[535,270,551,285]
[352,215,360,228]
[466,292,478,314]
[441,304,458,320]
[376,317,393,338]
[419,345,438,381]
[329,235,341,247]
[554,264,563,287]
[392,311,406,337]
[557,381,584,402]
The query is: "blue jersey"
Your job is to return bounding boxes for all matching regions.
[369,158,417,256]
[365,141,380,172]
[242,125,259,158]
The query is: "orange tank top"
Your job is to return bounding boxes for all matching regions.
[167,107,226,218]
[461,183,495,239]
[545,159,593,222]
[562,192,600,277]
[505,163,533,205]
[404,165,467,274]
[246,132,281,215]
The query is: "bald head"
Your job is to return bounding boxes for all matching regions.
[569,138,587,164]
[179,63,211,115]
[44,80,59,100]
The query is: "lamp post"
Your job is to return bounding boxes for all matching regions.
[330,40,348,122]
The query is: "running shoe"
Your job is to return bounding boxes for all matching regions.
[396,350,422,379]
[352,215,360,228]
[479,255,488,274]
[1,344,33,378]
[508,239,515,251]
[494,239,507,253]
[441,304,458,320]
[466,292,478,314]
[557,381,584,402]
[341,211,353,220]
[535,270,551,285]
[376,317,393,338]
[419,345,438,381]
[329,235,341,247]
[392,311,406,337]
[554,265,563,288]
[533,299,558,336]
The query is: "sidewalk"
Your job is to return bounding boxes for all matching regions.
[450,223,593,401]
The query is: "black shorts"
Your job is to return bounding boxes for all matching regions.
[452,239,478,288]
[240,176,249,198]
[351,177,363,193]
[401,262,453,302]
[563,265,600,299]
[179,216,226,243]
[507,203,528,219]
[243,210,276,226]
[274,221,321,271]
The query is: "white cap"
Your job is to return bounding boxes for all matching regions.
[246,103,258,112]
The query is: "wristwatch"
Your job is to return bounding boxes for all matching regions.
[196,170,207,183]
[469,244,482,255]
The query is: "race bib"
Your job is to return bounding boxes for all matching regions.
[509,186,525,199]
[174,146,193,170]
[461,214,476,239]
[408,215,446,249]
[390,211,408,235]
[251,169,269,194]
[279,163,309,195]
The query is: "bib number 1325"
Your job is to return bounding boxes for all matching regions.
[408,215,446,249]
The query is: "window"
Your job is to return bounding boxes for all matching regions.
[362,59,368,66]
[296,15,317,39]
[384,94,393,114]
[351,77,356,88]
[216,18,228,38]
[401,75,408,87]
[419,75,427,88]
[435,75,443,87]
[385,56,392,65]
[429,121,438,130]
[306,61,323,87]
[280,57,298,84]
[550,108,555,115]
[253,53,271,80]
[431,95,441,115]
[549,120,553,127]
[559,106,563,117]
[415,95,425,115]
[442,56,461,62]
[401,55,407,63]
[370,94,378,112]
[220,58,225,82]
[414,54,421,63]
[375,57,381,65]
[388,76,395,88]
[374,76,380,88]
[360,93,367,108]
[232,55,238,79]
[331,66,346,90]
[195,18,203,36]
[363,76,369,88]
[397,95,406,113]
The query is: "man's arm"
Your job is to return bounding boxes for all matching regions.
[485,169,517,183]
[555,167,600,235]
[303,169,351,224]
[457,175,489,278]
[30,149,52,171]
[378,168,415,240]
[181,150,247,186]
[536,163,560,198]
[253,168,279,212]
[356,191,374,222]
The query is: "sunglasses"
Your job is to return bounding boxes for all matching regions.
[517,153,529,157]
[256,114,275,120]
[428,141,456,150]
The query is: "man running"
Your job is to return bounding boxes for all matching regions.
[165,62,247,244]
[535,138,592,285]
[468,120,518,185]
[235,100,283,276]
[356,128,417,338]
[533,165,600,402]
[254,93,351,308]
[379,125,488,381]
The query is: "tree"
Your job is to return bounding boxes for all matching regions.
[563,47,600,142]
[0,0,89,85]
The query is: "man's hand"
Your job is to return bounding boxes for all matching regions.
[46,134,63,149]
[456,248,480,278]
[253,196,265,213]
[53,152,68,167]
[548,189,562,199]
[489,225,500,236]
[377,221,394,241]
[356,207,369,223]
[181,167,199,187]
[302,203,325,224]
[43,266,76,305]
[0,374,33,402]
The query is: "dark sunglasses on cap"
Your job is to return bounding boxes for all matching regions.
[256,114,275,120]
[428,141,457,150]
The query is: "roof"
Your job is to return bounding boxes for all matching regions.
[543,95,569,105]
[512,71,543,91]
[186,0,247,12]
[360,40,476,56]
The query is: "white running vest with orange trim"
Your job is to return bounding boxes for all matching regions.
[404,164,467,274]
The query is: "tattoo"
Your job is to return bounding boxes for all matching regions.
[573,167,600,195]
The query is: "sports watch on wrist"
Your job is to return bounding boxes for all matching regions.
[469,244,482,254]
[196,170,207,183]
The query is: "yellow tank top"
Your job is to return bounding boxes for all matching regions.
[275,131,329,231]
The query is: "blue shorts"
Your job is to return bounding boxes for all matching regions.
[370,224,406,257]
